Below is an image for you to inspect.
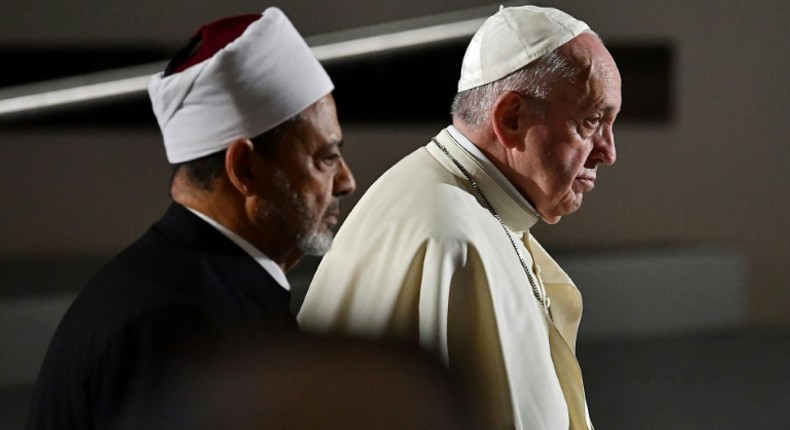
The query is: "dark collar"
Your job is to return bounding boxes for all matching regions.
[156,203,247,257]
[154,203,291,313]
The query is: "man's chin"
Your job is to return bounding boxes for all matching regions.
[297,231,334,256]
[541,199,583,224]
[541,214,562,225]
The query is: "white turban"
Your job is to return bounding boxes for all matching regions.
[458,5,589,92]
[148,7,334,164]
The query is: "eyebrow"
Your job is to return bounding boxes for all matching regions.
[317,139,344,155]
[588,97,619,114]
[602,102,621,116]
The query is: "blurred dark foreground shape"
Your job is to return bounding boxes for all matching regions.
[115,332,482,430]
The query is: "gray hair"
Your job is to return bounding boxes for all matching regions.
[451,32,594,127]
[171,114,302,192]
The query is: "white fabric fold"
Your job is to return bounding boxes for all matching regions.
[148,7,333,163]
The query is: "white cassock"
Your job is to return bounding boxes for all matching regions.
[299,127,594,430]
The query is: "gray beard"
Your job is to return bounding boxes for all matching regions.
[297,228,334,256]
[263,169,335,257]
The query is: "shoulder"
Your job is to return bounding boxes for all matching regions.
[94,302,219,368]
[342,152,488,242]
[27,300,219,430]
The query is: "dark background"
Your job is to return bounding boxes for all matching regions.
[2,1,789,428]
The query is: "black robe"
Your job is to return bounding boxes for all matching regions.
[26,203,295,430]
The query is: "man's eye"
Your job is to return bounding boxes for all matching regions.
[585,117,602,129]
[322,154,340,165]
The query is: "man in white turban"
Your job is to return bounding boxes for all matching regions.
[299,5,620,429]
[27,8,355,430]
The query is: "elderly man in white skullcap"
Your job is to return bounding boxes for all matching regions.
[299,5,621,429]
[26,8,355,430]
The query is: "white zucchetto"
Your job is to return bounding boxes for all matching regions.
[457,5,589,92]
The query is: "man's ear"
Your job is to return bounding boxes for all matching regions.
[491,91,529,149]
[225,138,256,196]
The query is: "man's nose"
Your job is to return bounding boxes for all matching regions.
[334,157,356,196]
[592,126,616,167]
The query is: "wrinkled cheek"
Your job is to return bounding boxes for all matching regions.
[570,180,586,194]
[558,188,584,214]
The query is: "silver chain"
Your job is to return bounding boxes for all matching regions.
[432,138,552,319]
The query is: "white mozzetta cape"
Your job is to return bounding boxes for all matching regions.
[299,129,592,429]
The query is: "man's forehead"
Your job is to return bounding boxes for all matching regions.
[282,115,342,154]
[564,46,621,111]
[304,96,342,137]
